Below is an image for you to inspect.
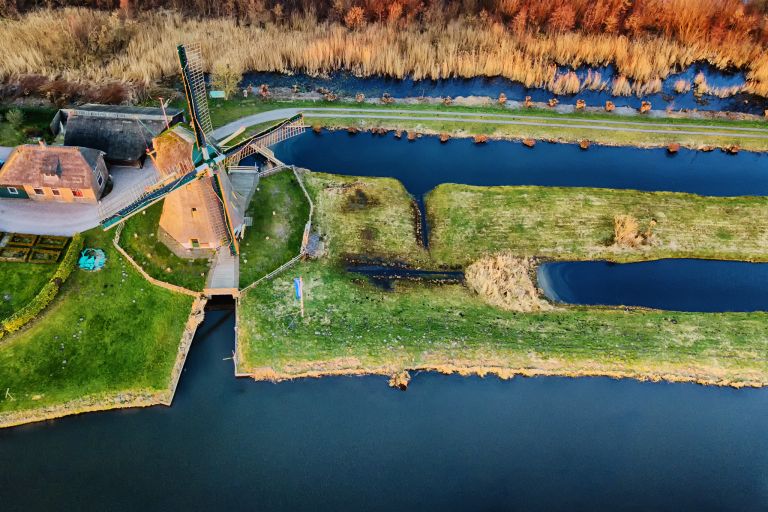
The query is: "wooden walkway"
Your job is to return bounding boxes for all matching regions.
[205,248,240,297]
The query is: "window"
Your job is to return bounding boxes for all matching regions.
[33,188,44,196]
[72,189,84,198]
[97,175,104,187]
[51,189,60,196]
[7,187,18,195]
[190,239,200,248]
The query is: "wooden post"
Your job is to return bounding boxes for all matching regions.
[299,276,305,318]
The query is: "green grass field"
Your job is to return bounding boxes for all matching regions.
[304,172,427,264]
[120,201,210,291]
[427,185,768,266]
[0,262,56,320]
[239,171,310,288]
[0,228,195,414]
[238,260,768,386]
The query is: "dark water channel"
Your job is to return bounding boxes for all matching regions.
[273,130,768,198]
[538,259,768,312]
[2,308,768,511]
[245,63,768,114]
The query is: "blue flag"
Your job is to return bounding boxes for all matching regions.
[293,278,302,300]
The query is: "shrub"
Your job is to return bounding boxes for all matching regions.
[5,108,24,129]
[210,64,241,99]
[0,234,82,340]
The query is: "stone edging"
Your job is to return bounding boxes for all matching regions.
[112,224,199,297]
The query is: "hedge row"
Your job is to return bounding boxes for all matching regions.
[0,234,83,340]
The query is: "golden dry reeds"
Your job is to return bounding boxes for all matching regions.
[465,253,553,313]
[674,79,691,94]
[0,8,766,101]
[549,71,581,95]
[613,214,655,248]
[611,76,632,96]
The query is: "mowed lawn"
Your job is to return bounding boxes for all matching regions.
[239,171,310,288]
[0,262,56,320]
[427,184,768,266]
[0,229,194,414]
[120,201,210,291]
[238,261,768,386]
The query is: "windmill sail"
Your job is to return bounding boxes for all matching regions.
[98,43,306,259]
[177,43,215,151]
[222,114,305,165]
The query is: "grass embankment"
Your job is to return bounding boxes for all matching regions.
[304,108,768,152]
[238,172,768,386]
[203,97,768,152]
[0,106,56,146]
[0,262,56,320]
[239,171,310,288]
[427,185,768,266]
[304,172,427,264]
[238,261,768,387]
[0,228,195,417]
[120,201,209,291]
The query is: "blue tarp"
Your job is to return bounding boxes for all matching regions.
[78,248,106,271]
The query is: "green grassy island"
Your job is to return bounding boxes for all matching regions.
[237,172,768,387]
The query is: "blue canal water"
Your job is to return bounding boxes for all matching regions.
[538,260,768,312]
[2,308,768,511]
[244,63,768,114]
[272,130,768,198]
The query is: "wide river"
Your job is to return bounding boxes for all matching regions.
[2,307,767,511]
[2,137,768,510]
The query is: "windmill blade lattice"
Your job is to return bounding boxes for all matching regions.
[178,43,214,144]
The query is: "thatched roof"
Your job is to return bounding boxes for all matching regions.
[64,115,157,164]
[54,104,185,164]
[0,145,104,190]
[152,125,196,176]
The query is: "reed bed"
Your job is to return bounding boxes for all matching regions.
[1,9,767,99]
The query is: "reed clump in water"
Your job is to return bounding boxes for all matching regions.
[674,79,691,94]
[2,7,767,100]
[465,253,553,313]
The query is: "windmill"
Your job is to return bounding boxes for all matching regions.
[100,43,306,257]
